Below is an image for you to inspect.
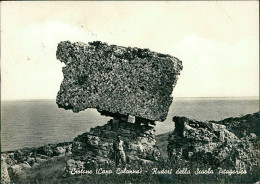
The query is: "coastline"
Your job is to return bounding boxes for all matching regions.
[1,112,259,184]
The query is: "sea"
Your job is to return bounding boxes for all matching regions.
[1,97,259,152]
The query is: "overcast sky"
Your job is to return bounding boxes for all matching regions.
[1,1,259,100]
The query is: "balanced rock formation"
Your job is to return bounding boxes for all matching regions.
[65,118,161,173]
[167,112,260,170]
[56,41,182,121]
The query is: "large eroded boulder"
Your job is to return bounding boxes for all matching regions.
[56,41,182,121]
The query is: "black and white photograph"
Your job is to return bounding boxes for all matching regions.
[1,1,259,183]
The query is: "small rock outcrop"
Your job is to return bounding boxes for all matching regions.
[1,142,72,182]
[65,118,161,173]
[212,112,260,138]
[167,112,260,170]
[56,41,182,121]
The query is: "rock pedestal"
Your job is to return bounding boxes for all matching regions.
[66,118,161,173]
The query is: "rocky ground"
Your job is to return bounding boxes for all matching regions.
[168,112,260,183]
[1,141,72,183]
[1,112,260,184]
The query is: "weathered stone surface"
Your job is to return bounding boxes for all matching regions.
[56,41,182,121]
[212,112,260,138]
[53,146,66,156]
[7,163,31,182]
[1,142,72,183]
[65,159,86,174]
[65,118,161,173]
[1,155,11,183]
[167,112,260,170]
